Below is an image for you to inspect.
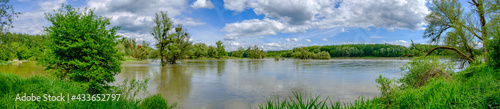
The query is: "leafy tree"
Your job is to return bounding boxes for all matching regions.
[191,43,208,59]
[0,0,20,31]
[487,26,500,68]
[40,5,122,94]
[215,40,226,59]
[152,11,192,64]
[164,24,192,64]
[231,47,245,58]
[424,0,500,63]
[151,11,174,66]
[207,45,217,58]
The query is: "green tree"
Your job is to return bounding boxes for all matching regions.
[151,11,174,66]
[164,25,192,64]
[40,5,122,94]
[0,0,20,31]
[424,0,500,63]
[207,45,217,58]
[231,47,245,58]
[192,43,208,59]
[215,40,226,59]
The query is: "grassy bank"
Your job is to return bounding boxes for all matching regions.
[259,57,500,108]
[0,72,176,109]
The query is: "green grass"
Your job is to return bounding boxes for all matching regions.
[0,72,176,109]
[259,61,500,109]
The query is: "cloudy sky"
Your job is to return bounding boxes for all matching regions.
[9,0,456,51]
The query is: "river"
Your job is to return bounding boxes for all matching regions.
[0,58,410,109]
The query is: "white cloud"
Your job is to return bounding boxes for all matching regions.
[10,0,66,34]
[285,38,291,42]
[222,18,307,37]
[387,27,395,32]
[191,0,215,9]
[382,40,410,46]
[305,39,311,42]
[222,0,429,37]
[322,38,328,41]
[292,38,298,42]
[264,43,281,47]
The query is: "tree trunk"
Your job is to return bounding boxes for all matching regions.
[426,46,474,62]
[475,0,488,62]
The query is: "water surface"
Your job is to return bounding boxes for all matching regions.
[0,58,409,109]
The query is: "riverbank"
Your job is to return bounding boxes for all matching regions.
[259,59,500,108]
[0,72,176,109]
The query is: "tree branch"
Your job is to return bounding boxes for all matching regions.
[426,46,474,62]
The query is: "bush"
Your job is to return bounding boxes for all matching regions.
[487,26,500,69]
[40,5,122,94]
[398,56,454,89]
[140,94,176,109]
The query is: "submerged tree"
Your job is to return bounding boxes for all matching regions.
[164,24,192,64]
[424,0,500,63]
[40,5,122,94]
[152,11,174,66]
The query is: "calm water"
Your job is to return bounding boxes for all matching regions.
[0,58,410,109]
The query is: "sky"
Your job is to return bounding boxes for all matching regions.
[8,0,469,51]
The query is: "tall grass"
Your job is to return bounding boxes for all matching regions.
[259,57,500,109]
[0,72,176,109]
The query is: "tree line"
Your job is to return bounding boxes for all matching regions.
[266,43,483,59]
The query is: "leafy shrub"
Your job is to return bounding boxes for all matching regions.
[140,94,176,109]
[40,5,122,94]
[399,56,454,89]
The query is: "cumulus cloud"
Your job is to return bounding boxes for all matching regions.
[305,39,311,42]
[222,0,429,37]
[222,18,307,37]
[85,0,205,44]
[10,0,66,35]
[322,38,328,41]
[191,0,215,9]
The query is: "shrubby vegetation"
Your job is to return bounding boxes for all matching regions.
[0,33,47,62]
[0,72,176,109]
[116,38,153,61]
[40,5,122,94]
[266,44,469,60]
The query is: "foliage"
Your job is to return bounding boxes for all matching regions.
[151,11,173,65]
[0,0,21,31]
[0,33,47,61]
[140,94,176,109]
[164,24,192,64]
[152,11,192,64]
[399,56,454,89]
[487,26,500,68]
[424,0,500,63]
[117,38,151,60]
[291,47,331,59]
[40,5,122,94]
[230,47,245,58]
[191,43,208,59]
[375,75,396,105]
[215,40,227,59]
[247,45,266,59]
[0,72,176,109]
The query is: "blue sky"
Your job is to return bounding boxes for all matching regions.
[8,0,470,51]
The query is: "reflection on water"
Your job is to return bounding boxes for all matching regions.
[0,58,409,109]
